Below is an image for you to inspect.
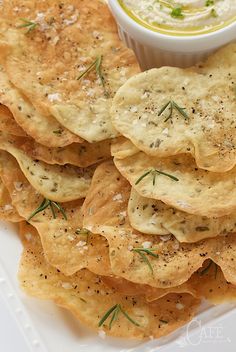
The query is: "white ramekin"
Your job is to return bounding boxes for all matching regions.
[108,0,236,69]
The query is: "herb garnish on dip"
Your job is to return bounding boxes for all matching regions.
[119,0,236,36]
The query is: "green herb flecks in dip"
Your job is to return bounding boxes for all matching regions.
[119,0,236,36]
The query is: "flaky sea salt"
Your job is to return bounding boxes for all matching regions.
[64,14,78,26]
[76,240,87,248]
[112,193,123,201]
[176,200,190,209]
[142,241,152,249]
[98,330,106,339]
[48,93,62,102]
[162,128,169,136]
[160,234,171,242]
[176,303,184,310]
[25,233,32,241]
[130,106,138,113]
[61,282,73,290]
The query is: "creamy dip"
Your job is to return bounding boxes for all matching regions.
[119,0,236,35]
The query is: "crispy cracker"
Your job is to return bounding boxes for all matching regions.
[195,43,236,77]
[1,132,111,167]
[82,161,236,288]
[128,188,236,242]
[105,263,236,305]
[19,137,111,167]
[111,45,236,172]
[18,227,200,339]
[0,66,82,147]
[0,152,110,275]
[0,0,139,142]
[0,135,94,202]
[114,152,236,218]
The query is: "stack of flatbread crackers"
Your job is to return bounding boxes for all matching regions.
[0,0,236,341]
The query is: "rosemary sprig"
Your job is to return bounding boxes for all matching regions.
[17,18,38,33]
[77,55,109,97]
[135,169,179,186]
[199,260,218,278]
[158,100,189,122]
[98,304,140,329]
[132,248,159,274]
[28,198,67,221]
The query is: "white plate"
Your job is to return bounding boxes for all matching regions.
[0,221,236,352]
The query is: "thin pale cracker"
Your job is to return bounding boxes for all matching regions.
[0,152,110,276]
[0,0,140,142]
[99,256,236,304]
[0,66,82,147]
[102,276,198,302]
[18,227,200,339]
[0,134,94,202]
[82,161,236,288]
[114,152,236,218]
[194,43,236,77]
[19,137,112,167]
[111,46,236,172]
[128,188,236,242]
[0,104,27,137]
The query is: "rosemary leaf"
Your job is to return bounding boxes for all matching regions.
[28,198,67,221]
[27,198,50,221]
[135,170,151,185]
[77,55,109,97]
[98,304,117,327]
[51,201,67,220]
[140,248,159,258]
[98,304,140,329]
[109,305,120,330]
[137,250,153,274]
[158,100,189,122]
[173,101,189,120]
[49,202,56,219]
[119,306,140,327]
[165,101,173,122]
[18,18,37,33]
[158,101,171,116]
[132,248,159,274]
[155,169,179,182]
[135,169,179,185]
[77,60,97,81]
[153,172,156,186]
[95,55,105,88]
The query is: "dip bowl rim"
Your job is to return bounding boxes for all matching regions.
[108,0,236,52]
